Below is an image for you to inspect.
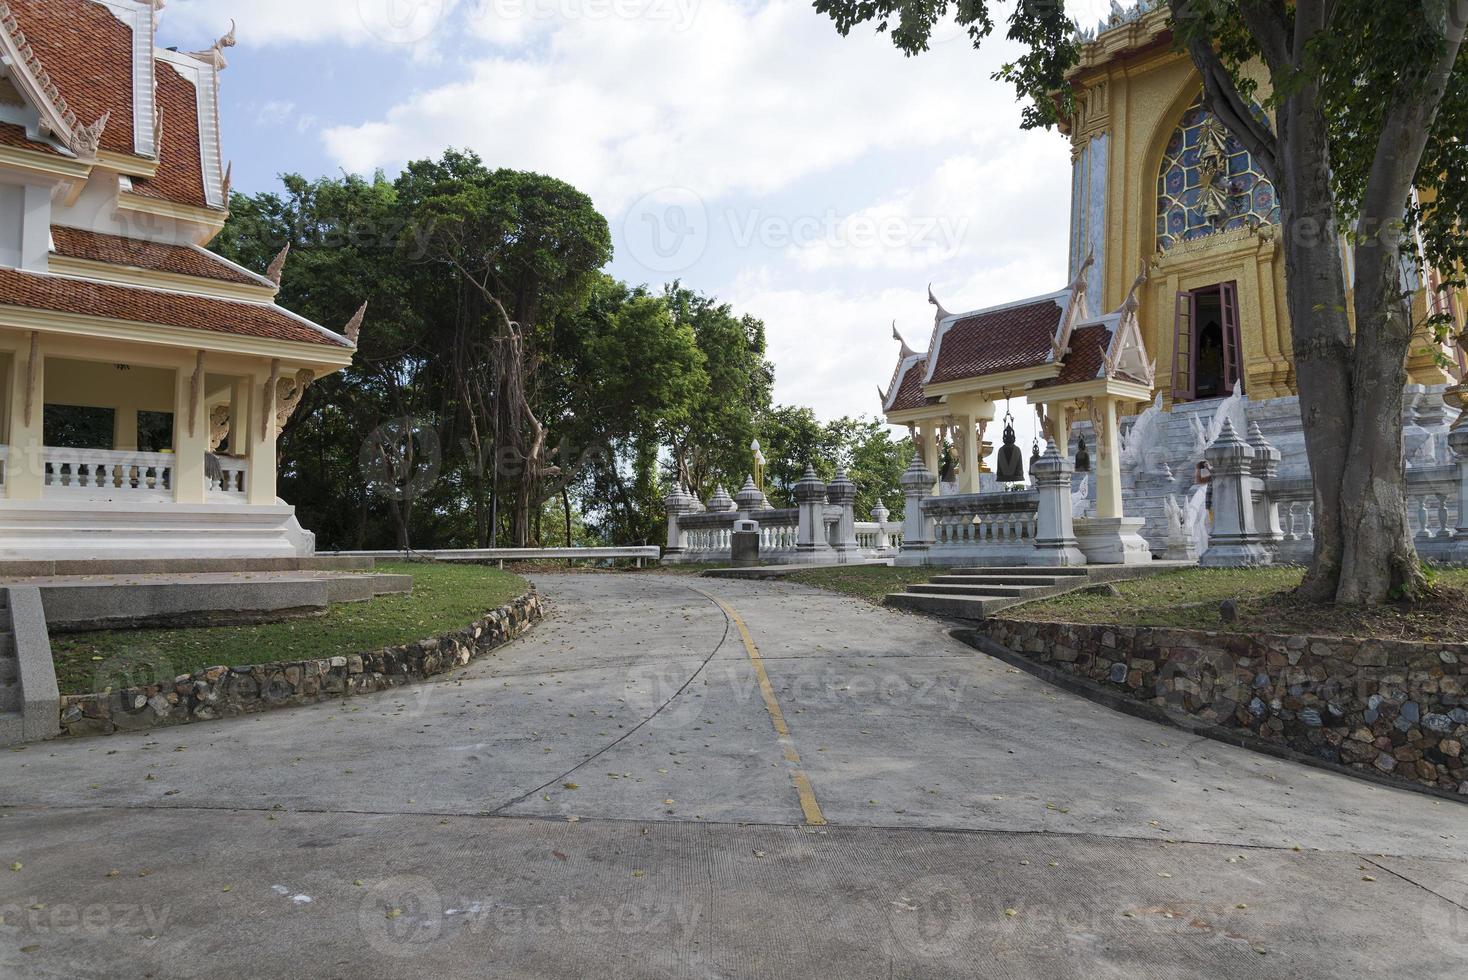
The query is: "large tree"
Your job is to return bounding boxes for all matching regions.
[814,0,1467,603]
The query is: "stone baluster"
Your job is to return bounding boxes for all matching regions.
[871,501,890,551]
[1201,419,1272,567]
[1029,441,1086,566]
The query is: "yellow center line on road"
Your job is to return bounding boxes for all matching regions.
[692,587,828,827]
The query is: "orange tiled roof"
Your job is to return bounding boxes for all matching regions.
[132,59,208,209]
[50,226,261,286]
[0,267,349,348]
[1033,325,1109,388]
[0,120,59,156]
[887,357,935,412]
[5,0,137,158]
[926,297,1062,385]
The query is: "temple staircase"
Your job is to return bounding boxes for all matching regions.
[885,567,1094,621]
[884,562,1190,621]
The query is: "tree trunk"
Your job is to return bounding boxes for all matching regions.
[1272,93,1356,602]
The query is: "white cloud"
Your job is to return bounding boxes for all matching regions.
[788,138,1068,276]
[320,0,1036,213]
[161,0,464,48]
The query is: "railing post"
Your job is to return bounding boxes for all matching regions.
[896,453,936,566]
[871,501,890,551]
[1029,441,1087,566]
[794,466,833,563]
[1200,419,1272,567]
[826,469,861,561]
[1450,427,1468,560]
[1247,422,1283,550]
[663,485,691,561]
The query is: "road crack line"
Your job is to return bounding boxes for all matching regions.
[490,589,732,814]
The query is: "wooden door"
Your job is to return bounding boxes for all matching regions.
[1170,289,1195,401]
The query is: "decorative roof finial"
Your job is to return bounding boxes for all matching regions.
[265,243,291,287]
[343,302,368,346]
[191,19,236,69]
[927,283,951,326]
[892,320,915,359]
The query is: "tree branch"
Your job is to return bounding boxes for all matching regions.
[1171,9,1281,180]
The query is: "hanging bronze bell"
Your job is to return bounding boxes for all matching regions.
[995,420,1026,483]
[1074,435,1091,472]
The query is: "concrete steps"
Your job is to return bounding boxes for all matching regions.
[884,561,1192,622]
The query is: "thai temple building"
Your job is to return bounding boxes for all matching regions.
[0,0,358,559]
[881,0,1466,564]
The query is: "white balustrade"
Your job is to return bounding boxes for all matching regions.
[922,491,1039,563]
[44,448,174,498]
[212,456,249,496]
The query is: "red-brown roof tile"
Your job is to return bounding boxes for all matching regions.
[50,226,263,286]
[0,120,58,155]
[926,296,1063,385]
[5,0,137,157]
[1033,324,1110,389]
[0,268,348,348]
[131,60,208,208]
[887,357,935,412]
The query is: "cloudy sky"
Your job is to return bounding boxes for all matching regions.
[163,0,1113,431]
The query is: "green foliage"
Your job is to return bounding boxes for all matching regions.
[214,155,903,548]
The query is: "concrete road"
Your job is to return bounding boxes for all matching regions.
[1,573,1465,978]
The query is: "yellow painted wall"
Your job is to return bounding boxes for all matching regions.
[1067,29,1453,401]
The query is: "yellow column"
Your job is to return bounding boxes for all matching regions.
[173,358,207,503]
[7,336,43,501]
[246,367,278,505]
[959,412,980,493]
[1095,397,1124,519]
[1045,404,1069,455]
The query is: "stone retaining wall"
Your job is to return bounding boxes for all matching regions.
[981,619,1468,797]
[59,591,544,737]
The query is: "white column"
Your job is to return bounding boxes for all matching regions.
[895,453,937,566]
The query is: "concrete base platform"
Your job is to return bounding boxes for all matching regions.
[0,554,375,578]
[700,560,891,580]
[0,571,412,632]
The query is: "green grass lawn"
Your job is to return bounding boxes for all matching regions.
[1009,566,1468,642]
[51,561,529,695]
[781,562,1468,642]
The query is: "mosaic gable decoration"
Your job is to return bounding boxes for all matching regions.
[1155,94,1280,251]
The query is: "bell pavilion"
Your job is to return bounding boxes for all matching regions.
[0,0,359,559]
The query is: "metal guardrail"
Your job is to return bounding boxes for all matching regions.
[343,547,661,567]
